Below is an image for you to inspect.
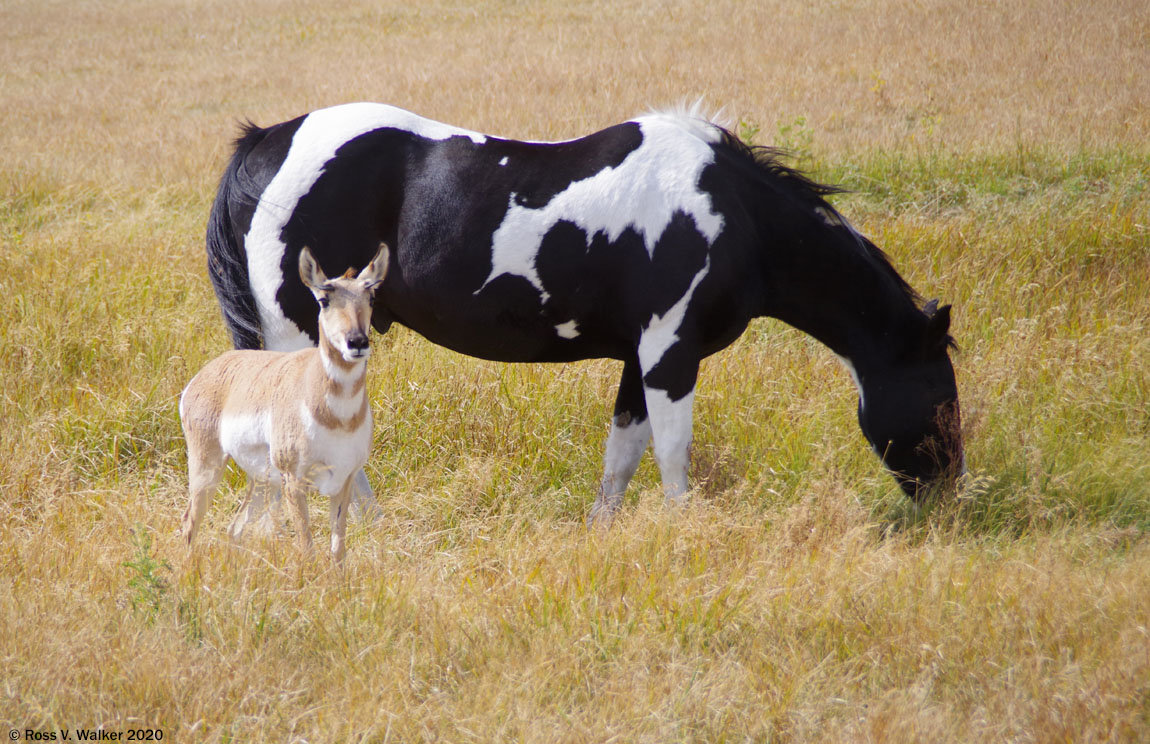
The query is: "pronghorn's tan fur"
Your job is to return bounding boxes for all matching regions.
[180,243,388,561]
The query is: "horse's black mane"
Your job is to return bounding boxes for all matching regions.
[714,127,923,311]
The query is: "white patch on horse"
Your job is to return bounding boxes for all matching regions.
[478,114,725,302]
[245,102,486,350]
[498,156,509,166]
[836,354,865,413]
[816,204,867,247]
[637,257,710,373]
[555,320,580,339]
[814,205,844,228]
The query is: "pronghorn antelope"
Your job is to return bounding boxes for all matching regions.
[180,243,388,561]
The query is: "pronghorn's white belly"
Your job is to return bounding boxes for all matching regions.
[219,411,278,481]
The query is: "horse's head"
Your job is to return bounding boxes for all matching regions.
[856,301,964,499]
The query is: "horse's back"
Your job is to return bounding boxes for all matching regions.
[220,104,753,362]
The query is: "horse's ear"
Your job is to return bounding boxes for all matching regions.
[357,242,390,290]
[299,246,329,291]
[926,303,952,351]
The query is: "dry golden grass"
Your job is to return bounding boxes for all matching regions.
[3,0,1148,190]
[2,0,1149,741]
[5,485,1150,741]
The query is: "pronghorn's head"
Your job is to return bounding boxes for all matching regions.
[299,243,389,364]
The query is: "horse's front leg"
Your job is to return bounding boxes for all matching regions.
[643,386,696,506]
[588,357,651,527]
[638,338,700,508]
[228,475,284,541]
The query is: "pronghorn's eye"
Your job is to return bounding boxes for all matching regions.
[318,296,330,309]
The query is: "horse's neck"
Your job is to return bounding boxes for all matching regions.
[761,234,920,375]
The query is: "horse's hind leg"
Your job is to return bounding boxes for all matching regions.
[588,358,651,527]
[228,477,275,542]
[349,468,381,523]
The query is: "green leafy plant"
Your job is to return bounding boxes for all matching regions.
[123,526,170,623]
[775,115,815,161]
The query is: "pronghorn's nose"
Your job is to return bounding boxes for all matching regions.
[347,332,369,351]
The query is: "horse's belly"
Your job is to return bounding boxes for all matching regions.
[402,313,619,362]
[386,277,629,363]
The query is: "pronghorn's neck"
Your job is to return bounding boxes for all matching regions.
[299,333,369,434]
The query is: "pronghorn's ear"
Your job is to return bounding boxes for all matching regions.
[357,242,390,290]
[298,246,329,291]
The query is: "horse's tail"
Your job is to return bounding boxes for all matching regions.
[206,122,267,350]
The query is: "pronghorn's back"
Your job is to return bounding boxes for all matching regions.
[180,244,388,561]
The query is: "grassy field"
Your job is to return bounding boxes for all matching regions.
[2,0,1149,740]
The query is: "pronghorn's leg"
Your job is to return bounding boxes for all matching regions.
[588,357,651,527]
[638,338,701,508]
[330,477,354,563]
[182,442,226,549]
[282,476,313,552]
[251,478,284,536]
[227,478,262,542]
[349,468,381,523]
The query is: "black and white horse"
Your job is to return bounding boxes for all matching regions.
[206,102,963,524]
